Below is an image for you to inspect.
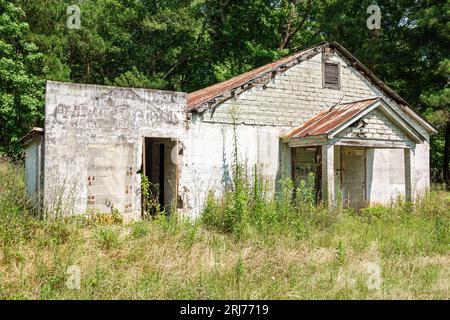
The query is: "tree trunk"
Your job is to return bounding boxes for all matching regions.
[444,121,450,189]
[279,0,312,50]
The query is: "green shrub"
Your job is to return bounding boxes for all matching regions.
[360,204,391,220]
[141,174,164,218]
[201,191,223,229]
[182,221,199,249]
[94,227,120,250]
[276,177,295,219]
[335,241,346,266]
[294,172,316,210]
[130,221,150,239]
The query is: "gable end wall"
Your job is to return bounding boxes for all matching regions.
[201,53,376,127]
[194,51,431,204]
[337,109,408,142]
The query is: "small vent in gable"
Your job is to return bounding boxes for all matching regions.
[324,62,340,89]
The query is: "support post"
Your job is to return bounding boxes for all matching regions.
[321,144,335,208]
[279,141,292,180]
[404,147,416,202]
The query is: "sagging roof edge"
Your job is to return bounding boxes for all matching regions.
[187,41,437,134]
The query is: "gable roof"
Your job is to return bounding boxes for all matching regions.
[284,97,425,143]
[285,98,380,139]
[187,42,325,111]
[329,42,436,134]
[187,41,437,134]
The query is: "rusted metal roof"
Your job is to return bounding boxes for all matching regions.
[187,43,325,111]
[186,41,436,134]
[285,98,380,139]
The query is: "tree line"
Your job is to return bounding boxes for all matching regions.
[0,0,448,185]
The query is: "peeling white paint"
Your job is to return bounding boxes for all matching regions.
[40,50,432,219]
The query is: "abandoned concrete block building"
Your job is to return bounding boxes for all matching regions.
[23,42,437,220]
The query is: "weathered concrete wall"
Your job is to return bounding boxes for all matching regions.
[43,81,286,219]
[42,48,432,219]
[44,81,186,220]
[366,148,405,203]
[414,139,431,196]
[364,137,430,204]
[202,53,376,126]
[198,51,431,202]
[203,52,429,136]
[180,120,285,217]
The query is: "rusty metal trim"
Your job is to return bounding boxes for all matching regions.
[19,127,44,146]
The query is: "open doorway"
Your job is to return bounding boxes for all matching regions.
[291,145,367,211]
[340,147,367,211]
[142,137,178,216]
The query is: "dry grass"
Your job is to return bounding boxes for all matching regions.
[0,159,449,299]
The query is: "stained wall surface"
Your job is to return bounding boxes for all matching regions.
[44,81,186,220]
[198,51,431,206]
[43,49,432,219]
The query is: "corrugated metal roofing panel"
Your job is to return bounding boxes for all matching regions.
[186,41,436,133]
[186,44,325,110]
[285,98,380,139]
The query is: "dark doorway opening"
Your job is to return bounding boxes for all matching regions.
[142,137,177,217]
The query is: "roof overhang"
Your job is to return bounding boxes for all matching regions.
[287,136,415,149]
[19,127,44,146]
[284,97,426,148]
[186,41,437,135]
[186,42,326,112]
[328,98,425,142]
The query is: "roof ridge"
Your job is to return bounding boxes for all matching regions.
[186,41,436,133]
[187,42,327,111]
[336,97,380,106]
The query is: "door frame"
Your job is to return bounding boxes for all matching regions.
[339,146,367,210]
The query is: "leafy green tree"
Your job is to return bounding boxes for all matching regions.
[318,0,449,183]
[4,0,449,178]
[108,66,166,89]
[0,0,45,155]
[422,59,450,186]
[14,0,71,81]
[415,1,450,186]
[15,0,210,91]
[201,0,325,83]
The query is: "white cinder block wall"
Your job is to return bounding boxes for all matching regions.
[194,52,431,210]
[44,81,187,220]
[43,49,431,219]
[180,121,284,218]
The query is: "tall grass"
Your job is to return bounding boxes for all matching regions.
[201,133,340,239]
[0,157,449,299]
